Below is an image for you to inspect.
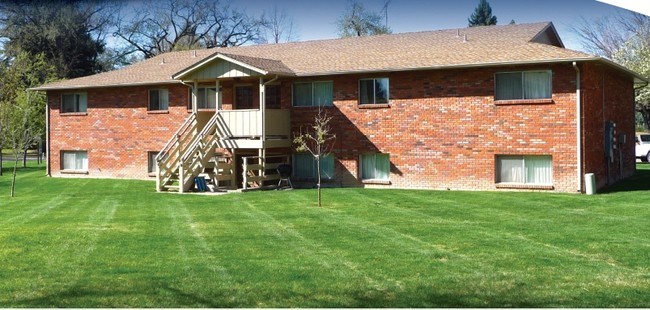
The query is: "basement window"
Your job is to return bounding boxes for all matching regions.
[496,155,552,187]
[148,151,159,175]
[61,150,88,173]
[361,153,390,183]
[293,153,335,180]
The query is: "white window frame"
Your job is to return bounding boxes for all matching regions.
[360,153,390,181]
[148,89,169,111]
[292,81,334,107]
[61,150,88,172]
[61,93,87,113]
[494,70,552,100]
[496,155,553,185]
[359,78,389,105]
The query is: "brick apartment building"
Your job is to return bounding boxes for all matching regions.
[33,22,644,193]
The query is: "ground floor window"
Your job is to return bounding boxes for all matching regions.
[62,151,88,171]
[293,153,334,180]
[361,153,390,180]
[148,151,159,174]
[496,155,552,185]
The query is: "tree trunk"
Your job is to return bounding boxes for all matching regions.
[0,152,3,176]
[316,157,321,207]
[22,149,27,168]
[11,155,18,198]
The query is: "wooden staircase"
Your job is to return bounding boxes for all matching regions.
[156,111,290,193]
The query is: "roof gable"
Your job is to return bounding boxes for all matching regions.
[173,53,294,81]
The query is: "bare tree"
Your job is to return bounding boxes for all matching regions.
[113,0,268,59]
[336,0,391,37]
[264,6,298,44]
[573,12,650,129]
[293,110,336,208]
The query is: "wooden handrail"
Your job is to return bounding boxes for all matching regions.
[156,113,197,162]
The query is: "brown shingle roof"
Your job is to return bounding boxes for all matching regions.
[34,22,603,90]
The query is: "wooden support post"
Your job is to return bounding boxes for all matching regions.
[242,156,248,190]
[192,81,198,113]
[215,80,221,112]
[260,77,266,143]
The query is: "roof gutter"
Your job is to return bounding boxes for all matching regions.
[573,61,583,193]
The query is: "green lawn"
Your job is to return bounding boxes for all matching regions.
[1,162,650,307]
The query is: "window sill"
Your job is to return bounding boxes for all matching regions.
[148,172,157,177]
[359,103,390,109]
[496,183,554,190]
[494,99,554,106]
[61,170,89,175]
[197,108,216,112]
[60,112,88,116]
[147,110,169,114]
[362,179,391,185]
[292,105,334,109]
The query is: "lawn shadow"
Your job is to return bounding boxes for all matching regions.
[599,164,650,194]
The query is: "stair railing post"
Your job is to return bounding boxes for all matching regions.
[156,160,161,192]
[243,157,248,190]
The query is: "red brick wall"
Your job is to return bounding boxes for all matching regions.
[48,84,191,179]
[289,64,586,192]
[47,62,635,192]
[580,62,636,190]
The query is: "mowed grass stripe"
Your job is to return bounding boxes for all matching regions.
[1,162,650,307]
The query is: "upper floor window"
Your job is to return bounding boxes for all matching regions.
[293,81,333,107]
[61,93,87,113]
[197,87,217,109]
[495,71,551,100]
[235,85,255,109]
[496,155,552,185]
[359,78,389,104]
[149,89,169,111]
[265,84,281,109]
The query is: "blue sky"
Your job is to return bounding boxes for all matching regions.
[235,0,634,52]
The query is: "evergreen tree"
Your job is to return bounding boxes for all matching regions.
[468,0,498,27]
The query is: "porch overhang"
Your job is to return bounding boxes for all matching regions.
[172,52,295,81]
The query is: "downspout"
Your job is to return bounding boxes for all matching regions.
[573,62,582,192]
[45,92,51,176]
[180,80,195,112]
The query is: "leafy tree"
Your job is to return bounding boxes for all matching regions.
[574,12,650,130]
[0,0,112,79]
[0,52,55,196]
[113,0,268,59]
[336,0,391,37]
[468,0,498,27]
[293,110,336,208]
